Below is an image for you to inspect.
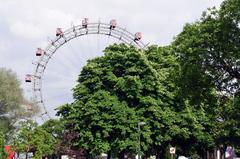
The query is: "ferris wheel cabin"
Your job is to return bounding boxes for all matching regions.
[134,32,142,41]
[110,19,117,29]
[56,28,64,37]
[25,74,32,83]
[82,18,89,28]
[36,48,44,56]
[25,104,33,111]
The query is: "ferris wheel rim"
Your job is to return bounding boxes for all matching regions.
[31,20,147,120]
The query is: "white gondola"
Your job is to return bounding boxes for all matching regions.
[110,19,117,29]
[82,18,89,28]
[134,32,142,41]
[25,74,32,82]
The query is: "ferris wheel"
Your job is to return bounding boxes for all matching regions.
[25,18,147,121]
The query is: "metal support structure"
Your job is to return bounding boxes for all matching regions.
[29,20,147,121]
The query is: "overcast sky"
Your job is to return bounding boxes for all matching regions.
[0,0,223,118]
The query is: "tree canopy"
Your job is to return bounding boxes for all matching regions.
[173,0,240,96]
[58,44,167,156]
[57,43,217,158]
[13,120,57,159]
[173,0,240,154]
[0,68,39,136]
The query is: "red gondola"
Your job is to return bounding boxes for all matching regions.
[25,74,32,83]
[36,48,43,56]
[110,19,117,29]
[82,18,89,28]
[26,105,33,111]
[134,32,142,41]
[56,28,64,36]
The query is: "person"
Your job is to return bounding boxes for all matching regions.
[225,146,236,159]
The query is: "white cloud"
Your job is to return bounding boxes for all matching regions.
[10,21,44,39]
[0,41,7,52]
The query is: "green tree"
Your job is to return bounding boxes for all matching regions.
[172,0,240,155]
[0,68,39,136]
[41,119,64,141]
[173,1,240,95]
[13,120,56,159]
[0,131,7,159]
[40,119,68,157]
[57,44,185,158]
[145,45,217,158]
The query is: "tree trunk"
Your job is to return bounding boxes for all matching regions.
[107,150,111,159]
[143,151,150,159]
[160,148,165,159]
[207,151,209,159]
[118,151,124,159]
[200,148,205,159]
[156,151,160,159]
[156,147,165,159]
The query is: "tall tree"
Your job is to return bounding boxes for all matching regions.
[57,44,182,158]
[172,0,240,154]
[145,45,216,158]
[173,0,240,96]
[0,68,39,136]
[57,43,212,158]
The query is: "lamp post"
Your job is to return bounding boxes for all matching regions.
[138,122,145,159]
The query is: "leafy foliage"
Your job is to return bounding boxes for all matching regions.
[0,68,39,136]
[173,0,240,155]
[173,0,240,95]
[57,44,195,157]
[13,120,57,159]
[41,119,64,141]
[0,131,7,159]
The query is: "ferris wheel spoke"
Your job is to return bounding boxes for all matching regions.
[44,67,76,82]
[44,93,74,107]
[49,46,81,73]
[45,55,74,73]
[43,81,76,90]
[97,33,101,54]
[44,92,72,100]
[86,36,95,59]
[58,45,84,71]
[106,34,111,48]
[56,51,80,73]
[42,69,75,80]
[67,42,86,69]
